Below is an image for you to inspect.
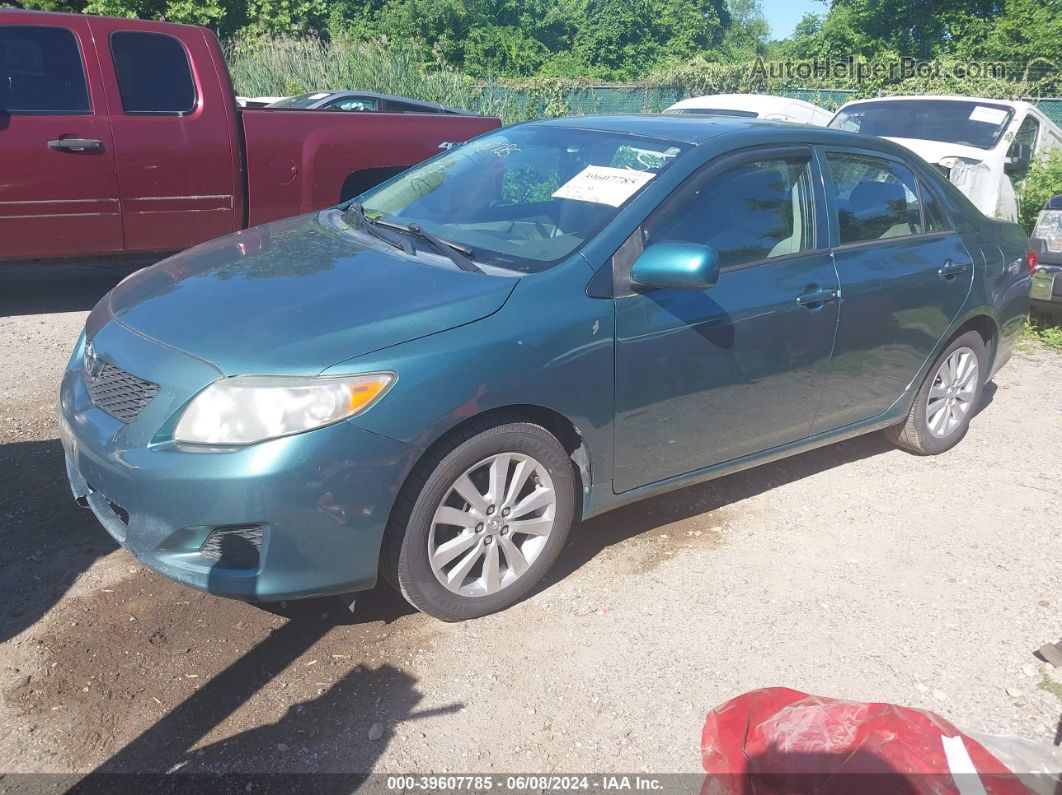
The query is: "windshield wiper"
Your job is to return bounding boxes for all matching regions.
[342,203,415,255]
[376,219,482,273]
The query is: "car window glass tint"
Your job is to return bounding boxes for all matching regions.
[110,31,195,113]
[387,100,431,112]
[826,154,923,245]
[648,156,815,269]
[328,96,378,111]
[920,180,951,232]
[1013,115,1039,149]
[0,26,90,113]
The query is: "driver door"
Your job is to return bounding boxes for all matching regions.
[612,147,840,493]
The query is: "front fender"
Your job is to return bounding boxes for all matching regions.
[323,263,616,491]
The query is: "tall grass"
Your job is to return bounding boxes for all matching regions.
[227,33,525,120]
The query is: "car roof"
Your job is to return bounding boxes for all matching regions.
[667,94,828,114]
[528,113,912,152]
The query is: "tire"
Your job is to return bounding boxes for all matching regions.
[382,419,576,621]
[884,330,987,455]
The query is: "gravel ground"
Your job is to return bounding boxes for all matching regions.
[1,262,1060,776]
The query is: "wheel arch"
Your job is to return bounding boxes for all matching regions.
[339,167,407,203]
[950,312,999,368]
[396,404,591,518]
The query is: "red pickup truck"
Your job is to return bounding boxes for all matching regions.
[0,11,501,261]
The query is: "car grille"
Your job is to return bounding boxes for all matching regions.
[85,360,159,423]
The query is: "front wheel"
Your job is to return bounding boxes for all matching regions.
[884,330,987,455]
[382,420,576,621]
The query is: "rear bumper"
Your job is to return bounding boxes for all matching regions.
[59,322,418,602]
[1031,264,1062,315]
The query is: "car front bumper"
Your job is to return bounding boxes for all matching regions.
[58,318,417,602]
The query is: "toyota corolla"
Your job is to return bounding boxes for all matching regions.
[59,115,1032,621]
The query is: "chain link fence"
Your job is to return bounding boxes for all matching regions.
[480,85,1062,125]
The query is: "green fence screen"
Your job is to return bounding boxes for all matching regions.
[480,85,1062,125]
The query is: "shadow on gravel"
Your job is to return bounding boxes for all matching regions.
[0,260,150,317]
[0,438,118,643]
[542,429,896,590]
[73,590,456,786]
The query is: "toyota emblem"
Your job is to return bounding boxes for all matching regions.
[84,341,103,378]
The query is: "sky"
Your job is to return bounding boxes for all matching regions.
[760,0,824,39]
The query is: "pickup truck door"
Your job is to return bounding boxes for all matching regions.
[86,18,240,254]
[0,16,123,259]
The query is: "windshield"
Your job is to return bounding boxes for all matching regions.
[357,126,687,272]
[268,92,332,109]
[669,108,758,118]
[828,100,1014,150]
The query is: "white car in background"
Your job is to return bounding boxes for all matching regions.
[828,95,1062,222]
[666,94,833,126]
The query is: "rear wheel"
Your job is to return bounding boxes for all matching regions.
[383,420,575,621]
[885,330,987,455]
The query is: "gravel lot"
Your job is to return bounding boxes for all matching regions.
[1,261,1060,776]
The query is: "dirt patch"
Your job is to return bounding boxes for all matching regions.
[4,566,437,773]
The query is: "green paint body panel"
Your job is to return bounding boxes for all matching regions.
[59,116,1032,602]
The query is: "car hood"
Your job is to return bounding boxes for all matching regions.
[881,137,990,165]
[105,212,518,375]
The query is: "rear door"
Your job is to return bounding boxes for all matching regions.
[612,146,839,492]
[0,17,122,259]
[87,18,239,253]
[810,148,974,432]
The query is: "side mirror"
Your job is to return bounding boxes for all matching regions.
[1005,142,1032,174]
[630,242,721,290]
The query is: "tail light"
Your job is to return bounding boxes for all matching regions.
[1026,249,1038,275]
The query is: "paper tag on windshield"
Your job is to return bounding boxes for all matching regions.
[552,166,655,207]
[969,106,1008,125]
[309,92,330,100]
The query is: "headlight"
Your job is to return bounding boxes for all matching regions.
[1033,210,1062,253]
[174,373,394,445]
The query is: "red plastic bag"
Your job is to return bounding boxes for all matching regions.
[701,687,1026,794]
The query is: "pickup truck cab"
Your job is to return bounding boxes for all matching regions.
[829,95,1062,223]
[0,11,501,262]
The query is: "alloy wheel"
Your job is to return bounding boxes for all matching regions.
[925,346,978,438]
[428,453,557,597]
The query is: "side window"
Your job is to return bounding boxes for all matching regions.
[920,180,952,232]
[826,153,923,245]
[387,100,433,113]
[1013,115,1040,150]
[110,31,195,113]
[0,26,90,113]
[646,155,815,269]
[326,96,378,111]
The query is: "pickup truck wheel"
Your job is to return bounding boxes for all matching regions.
[383,420,575,621]
[884,330,986,455]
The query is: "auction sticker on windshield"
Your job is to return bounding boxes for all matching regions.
[552,166,655,207]
[969,106,1009,125]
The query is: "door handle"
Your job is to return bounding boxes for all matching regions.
[938,259,969,279]
[47,138,103,153]
[796,287,839,308]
